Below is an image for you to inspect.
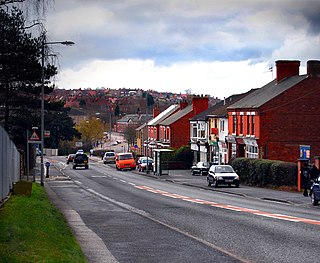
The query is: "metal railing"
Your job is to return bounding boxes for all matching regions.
[0,126,20,203]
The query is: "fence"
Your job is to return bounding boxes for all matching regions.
[0,126,20,203]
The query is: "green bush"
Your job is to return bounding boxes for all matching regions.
[229,158,297,187]
[270,162,297,187]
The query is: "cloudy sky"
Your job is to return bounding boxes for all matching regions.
[34,0,320,98]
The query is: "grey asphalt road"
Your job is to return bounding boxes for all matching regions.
[45,156,320,263]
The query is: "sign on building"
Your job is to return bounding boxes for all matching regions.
[300,145,311,160]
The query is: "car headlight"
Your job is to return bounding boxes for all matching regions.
[234,175,239,180]
[217,176,223,180]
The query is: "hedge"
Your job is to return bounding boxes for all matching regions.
[229,158,298,187]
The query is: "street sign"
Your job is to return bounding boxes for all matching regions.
[29,131,40,141]
[44,130,50,138]
[300,145,311,160]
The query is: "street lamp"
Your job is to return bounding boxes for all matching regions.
[40,40,74,186]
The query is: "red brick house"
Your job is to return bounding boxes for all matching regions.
[135,105,179,156]
[159,96,209,149]
[227,60,320,163]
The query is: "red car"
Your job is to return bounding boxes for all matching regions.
[66,154,75,164]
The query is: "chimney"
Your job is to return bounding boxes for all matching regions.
[192,95,209,115]
[307,60,320,78]
[276,60,300,83]
[180,100,188,110]
[153,105,160,118]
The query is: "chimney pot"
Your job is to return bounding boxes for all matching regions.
[275,60,300,83]
[307,60,320,78]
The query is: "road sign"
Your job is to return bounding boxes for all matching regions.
[44,130,50,138]
[300,145,311,160]
[29,131,40,141]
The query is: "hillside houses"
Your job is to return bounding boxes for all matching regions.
[49,87,219,126]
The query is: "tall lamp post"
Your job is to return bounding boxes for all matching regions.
[40,40,74,186]
[146,91,149,174]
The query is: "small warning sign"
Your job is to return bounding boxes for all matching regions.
[30,131,40,141]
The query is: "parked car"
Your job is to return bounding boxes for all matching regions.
[138,158,154,172]
[310,176,320,205]
[103,151,116,164]
[191,162,210,176]
[73,153,89,169]
[136,156,149,167]
[66,154,75,164]
[115,152,136,171]
[207,165,240,188]
[76,149,84,154]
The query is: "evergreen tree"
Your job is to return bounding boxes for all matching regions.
[0,7,46,146]
[114,104,120,117]
[0,6,78,148]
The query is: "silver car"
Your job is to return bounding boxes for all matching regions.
[103,151,116,164]
[207,165,240,188]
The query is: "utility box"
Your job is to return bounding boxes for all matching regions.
[153,149,173,176]
[13,181,32,196]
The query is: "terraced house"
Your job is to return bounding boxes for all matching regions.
[227,60,320,163]
[190,90,255,165]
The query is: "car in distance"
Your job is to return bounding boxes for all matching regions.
[136,156,150,168]
[103,151,116,164]
[207,165,239,188]
[66,154,75,164]
[138,158,154,172]
[115,152,136,171]
[191,162,210,176]
[73,153,89,169]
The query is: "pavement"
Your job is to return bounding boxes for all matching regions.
[42,156,312,262]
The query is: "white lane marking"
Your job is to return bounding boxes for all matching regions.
[82,186,250,263]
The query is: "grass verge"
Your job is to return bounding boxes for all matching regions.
[0,183,86,263]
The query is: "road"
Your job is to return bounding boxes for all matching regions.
[46,156,320,263]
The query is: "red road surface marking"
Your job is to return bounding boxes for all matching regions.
[135,185,320,226]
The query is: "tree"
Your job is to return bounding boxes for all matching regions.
[147,93,154,107]
[0,7,50,146]
[0,6,77,150]
[114,104,120,117]
[76,117,107,149]
[44,102,81,148]
[79,99,86,108]
[124,126,136,147]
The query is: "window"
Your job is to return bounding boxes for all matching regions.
[240,115,243,134]
[232,115,237,134]
[246,145,258,158]
[192,123,197,137]
[220,120,225,132]
[247,116,250,135]
[251,116,255,135]
[166,127,170,141]
[197,122,205,138]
